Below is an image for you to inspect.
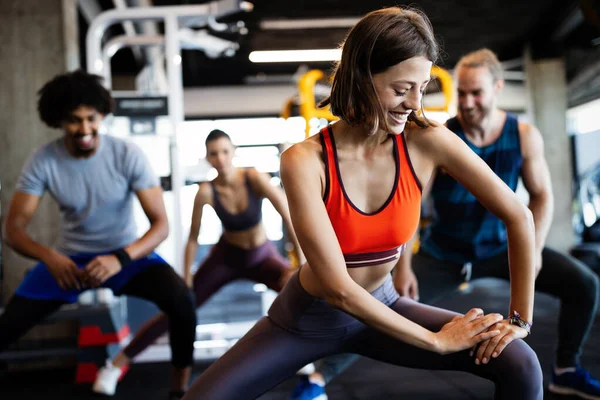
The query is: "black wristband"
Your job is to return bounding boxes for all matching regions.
[113,248,132,268]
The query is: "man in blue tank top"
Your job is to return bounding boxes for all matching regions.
[1,70,196,400]
[289,49,600,400]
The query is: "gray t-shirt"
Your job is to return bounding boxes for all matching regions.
[17,135,160,254]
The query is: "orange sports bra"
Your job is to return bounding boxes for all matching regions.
[320,126,422,267]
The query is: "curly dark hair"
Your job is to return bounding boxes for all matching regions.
[37,69,114,128]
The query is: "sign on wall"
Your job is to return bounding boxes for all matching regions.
[113,96,169,117]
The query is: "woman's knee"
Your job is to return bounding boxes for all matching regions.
[514,345,543,390]
[497,340,543,395]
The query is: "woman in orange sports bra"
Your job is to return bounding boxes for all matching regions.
[183,7,542,400]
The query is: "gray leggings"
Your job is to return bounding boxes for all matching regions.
[182,272,543,400]
[315,246,600,383]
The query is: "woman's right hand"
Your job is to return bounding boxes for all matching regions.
[434,308,503,355]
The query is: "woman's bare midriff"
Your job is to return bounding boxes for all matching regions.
[221,223,268,250]
[298,259,397,299]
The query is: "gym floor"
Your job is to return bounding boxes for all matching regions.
[1,278,598,399]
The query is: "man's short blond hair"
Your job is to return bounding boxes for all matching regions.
[455,48,503,82]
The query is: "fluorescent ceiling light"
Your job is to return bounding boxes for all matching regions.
[260,17,360,30]
[249,49,341,63]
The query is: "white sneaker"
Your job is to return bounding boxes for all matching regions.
[92,362,122,396]
[297,363,316,375]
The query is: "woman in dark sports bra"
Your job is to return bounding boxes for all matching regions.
[98,129,303,397]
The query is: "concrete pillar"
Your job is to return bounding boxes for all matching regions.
[524,51,574,253]
[0,0,79,350]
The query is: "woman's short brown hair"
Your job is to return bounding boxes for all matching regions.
[322,6,440,134]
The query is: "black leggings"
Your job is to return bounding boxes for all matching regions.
[182,272,543,400]
[0,263,197,368]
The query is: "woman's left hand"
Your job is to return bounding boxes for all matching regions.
[471,320,529,365]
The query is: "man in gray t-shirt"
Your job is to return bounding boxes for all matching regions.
[1,70,196,400]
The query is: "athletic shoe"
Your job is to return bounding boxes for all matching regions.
[549,365,600,399]
[289,376,328,400]
[92,361,122,396]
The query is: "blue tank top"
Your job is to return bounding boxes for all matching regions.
[211,169,263,232]
[420,113,523,263]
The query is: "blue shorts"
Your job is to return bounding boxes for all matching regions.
[15,251,168,303]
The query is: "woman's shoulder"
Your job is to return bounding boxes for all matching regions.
[404,118,453,150]
[195,181,213,204]
[282,134,322,165]
[244,166,259,180]
[280,134,325,181]
[244,167,270,195]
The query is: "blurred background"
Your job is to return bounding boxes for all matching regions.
[1,0,600,398]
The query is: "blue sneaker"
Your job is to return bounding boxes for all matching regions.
[289,376,328,400]
[549,366,600,399]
